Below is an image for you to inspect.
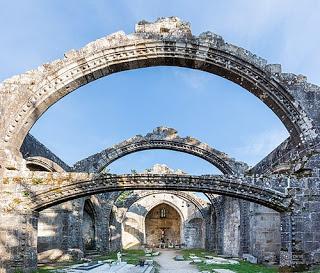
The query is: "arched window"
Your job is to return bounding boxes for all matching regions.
[160,208,166,218]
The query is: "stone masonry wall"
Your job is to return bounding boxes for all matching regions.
[121,192,206,249]
[37,193,114,262]
[222,197,241,257]
[249,203,281,264]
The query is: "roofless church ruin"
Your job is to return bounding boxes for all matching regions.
[0,17,320,273]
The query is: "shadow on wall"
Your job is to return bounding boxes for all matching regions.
[37,203,84,262]
[123,217,144,249]
[82,200,96,251]
[0,212,38,271]
[127,203,149,217]
[109,208,122,252]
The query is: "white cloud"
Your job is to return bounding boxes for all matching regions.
[234,128,289,166]
[173,69,210,90]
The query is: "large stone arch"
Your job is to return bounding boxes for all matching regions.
[12,173,291,213]
[0,17,319,172]
[73,127,246,175]
[116,190,209,217]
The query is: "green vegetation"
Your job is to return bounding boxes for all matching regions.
[32,178,43,185]
[115,191,133,206]
[197,260,278,273]
[181,248,217,260]
[92,249,157,265]
[36,261,84,273]
[25,249,320,273]
[35,266,63,273]
[306,267,320,273]
[32,250,159,273]
[22,191,30,197]
[12,198,22,205]
[181,249,277,273]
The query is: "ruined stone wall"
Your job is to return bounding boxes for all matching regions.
[108,206,122,252]
[37,193,115,262]
[20,134,70,171]
[248,203,281,264]
[220,197,281,263]
[184,217,204,249]
[145,203,181,246]
[37,204,81,262]
[121,192,206,249]
[222,197,241,257]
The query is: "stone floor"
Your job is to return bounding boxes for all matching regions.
[153,249,199,273]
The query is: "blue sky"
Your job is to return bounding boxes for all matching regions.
[1,1,319,174]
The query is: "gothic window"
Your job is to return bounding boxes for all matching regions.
[160,208,166,218]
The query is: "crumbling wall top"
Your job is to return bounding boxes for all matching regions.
[135,16,192,38]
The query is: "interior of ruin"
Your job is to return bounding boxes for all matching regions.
[1,17,320,273]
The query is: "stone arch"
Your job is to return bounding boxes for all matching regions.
[0,17,318,171]
[116,190,209,218]
[142,199,186,222]
[145,202,183,247]
[122,192,187,243]
[73,127,246,175]
[120,191,207,248]
[26,173,292,213]
[26,156,65,172]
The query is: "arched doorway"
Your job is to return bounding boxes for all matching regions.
[145,203,182,248]
[82,200,96,251]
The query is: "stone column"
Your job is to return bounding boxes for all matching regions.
[210,196,224,254]
[66,200,84,259]
[279,211,307,272]
[239,200,250,257]
[0,211,38,273]
[205,207,215,251]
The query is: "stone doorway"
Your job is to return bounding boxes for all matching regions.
[82,200,96,251]
[145,203,182,248]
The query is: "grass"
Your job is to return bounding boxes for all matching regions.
[36,260,85,273]
[181,248,218,260]
[197,260,278,273]
[306,267,320,273]
[92,249,156,265]
[16,249,320,273]
[32,249,159,273]
[181,249,278,273]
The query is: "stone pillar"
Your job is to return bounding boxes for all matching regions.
[205,207,215,251]
[0,211,38,273]
[239,200,250,257]
[210,196,224,254]
[66,200,84,259]
[279,211,307,272]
